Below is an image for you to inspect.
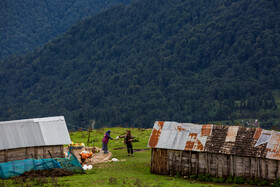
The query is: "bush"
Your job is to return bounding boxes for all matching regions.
[198,174,211,181]
[211,176,225,183]
[225,175,233,183]
[190,175,197,179]
[272,179,280,187]
[258,180,270,186]
[234,176,245,184]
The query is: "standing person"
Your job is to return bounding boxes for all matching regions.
[102,130,113,154]
[120,130,134,156]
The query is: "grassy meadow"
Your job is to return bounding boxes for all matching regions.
[59,127,227,186]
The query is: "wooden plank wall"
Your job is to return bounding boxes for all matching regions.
[0,145,64,163]
[151,148,280,181]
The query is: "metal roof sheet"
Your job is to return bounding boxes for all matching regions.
[148,121,280,160]
[0,116,71,150]
[148,121,213,152]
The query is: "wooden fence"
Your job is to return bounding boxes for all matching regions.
[151,148,280,181]
[0,145,64,163]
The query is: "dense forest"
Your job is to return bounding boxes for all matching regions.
[1,0,280,129]
[0,0,130,60]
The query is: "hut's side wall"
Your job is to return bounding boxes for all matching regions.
[150,148,168,174]
[151,148,280,181]
[0,145,64,163]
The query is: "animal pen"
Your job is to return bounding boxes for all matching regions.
[148,121,280,181]
[0,116,71,163]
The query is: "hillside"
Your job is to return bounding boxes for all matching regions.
[0,0,130,60]
[1,0,280,129]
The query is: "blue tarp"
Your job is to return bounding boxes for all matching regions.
[0,158,61,179]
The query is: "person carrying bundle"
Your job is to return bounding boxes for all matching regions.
[119,130,134,156]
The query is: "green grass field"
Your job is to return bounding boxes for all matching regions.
[59,127,228,187]
[3,127,230,186]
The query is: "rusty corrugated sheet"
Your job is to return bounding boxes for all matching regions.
[148,121,213,152]
[148,121,280,161]
[265,131,280,160]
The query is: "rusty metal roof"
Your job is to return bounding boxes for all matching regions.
[148,121,280,160]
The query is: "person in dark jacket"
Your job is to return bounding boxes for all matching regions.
[102,130,113,154]
[120,130,134,156]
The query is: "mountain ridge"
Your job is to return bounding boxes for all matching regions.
[1,0,280,129]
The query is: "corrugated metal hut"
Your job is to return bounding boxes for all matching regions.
[0,116,71,163]
[148,121,280,181]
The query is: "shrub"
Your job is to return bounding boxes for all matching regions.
[272,178,280,187]
[190,174,197,179]
[198,174,211,181]
[258,180,270,186]
[211,176,225,183]
[225,175,233,183]
[234,176,245,184]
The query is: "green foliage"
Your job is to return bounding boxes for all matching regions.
[190,175,197,179]
[211,177,225,183]
[0,0,130,60]
[233,176,245,184]
[258,180,270,186]
[0,0,280,129]
[198,174,211,182]
[225,175,233,183]
[272,178,280,187]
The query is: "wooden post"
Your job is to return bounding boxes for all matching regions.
[48,150,53,159]
[87,128,92,146]
[259,158,262,179]
[25,147,28,159]
[216,154,218,177]
[150,148,154,173]
[179,151,182,174]
[196,152,199,176]
[172,151,176,175]
[249,157,252,179]
[277,160,280,179]
[242,156,245,177]
[232,155,235,177]
[167,150,170,174]
[4,149,8,162]
[221,155,224,177]
[60,145,64,158]
[206,152,209,174]
[257,157,260,179]
[188,151,191,176]
[265,159,268,180]
[159,149,162,173]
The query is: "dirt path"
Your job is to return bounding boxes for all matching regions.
[65,147,113,165]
